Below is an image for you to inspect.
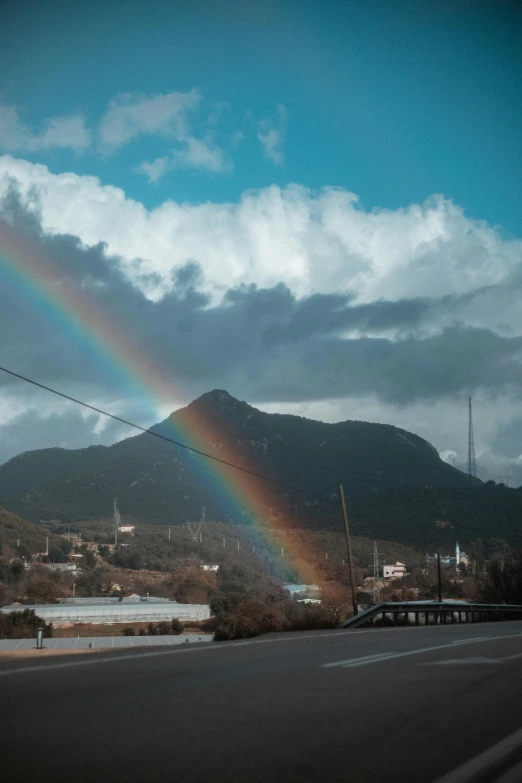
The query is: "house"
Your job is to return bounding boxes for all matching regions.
[200,564,219,572]
[382,562,408,580]
[47,562,80,573]
[118,525,135,534]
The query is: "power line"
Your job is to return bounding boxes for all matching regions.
[0,365,303,494]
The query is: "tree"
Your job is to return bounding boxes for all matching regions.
[468,539,485,580]
[48,547,67,563]
[0,609,52,639]
[481,551,522,605]
[83,550,96,570]
[26,578,60,604]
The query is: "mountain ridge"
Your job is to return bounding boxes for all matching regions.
[0,389,469,530]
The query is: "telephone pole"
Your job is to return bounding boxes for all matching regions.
[339,484,358,616]
[113,498,120,547]
[372,541,380,604]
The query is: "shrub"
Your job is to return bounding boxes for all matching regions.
[212,597,342,641]
[122,628,135,636]
[171,618,183,635]
[0,609,53,639]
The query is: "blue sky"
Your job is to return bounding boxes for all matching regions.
[1,0,521,233]
[1,0,522,483]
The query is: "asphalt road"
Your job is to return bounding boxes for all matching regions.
[2,621,522,783]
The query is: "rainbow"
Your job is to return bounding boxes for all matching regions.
[0,218,323,584]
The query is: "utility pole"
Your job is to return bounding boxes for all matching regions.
[372,542,380,604]
[223,538,226,548]
[437,553,443,603]
[168,527,171,541]
[281,547,284,558]
[45,536,49,557]
[339,484,358,616]
[113,498,120,548]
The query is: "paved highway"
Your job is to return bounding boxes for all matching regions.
[2,621,522,782]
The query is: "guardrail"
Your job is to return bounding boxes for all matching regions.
[340,601,522,629]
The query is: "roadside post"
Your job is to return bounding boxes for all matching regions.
[36,627,44,649]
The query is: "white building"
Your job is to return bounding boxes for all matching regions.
[0,595,210,626]
[118,525,135,534]
[200,564,219,572]
[382,562,408,580]
[47,562,80,573]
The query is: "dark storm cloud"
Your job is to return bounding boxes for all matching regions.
[1,187,522,454]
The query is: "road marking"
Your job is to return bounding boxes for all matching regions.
[433,726,522,782]
[323,633,522,669]
[422,651,522,667]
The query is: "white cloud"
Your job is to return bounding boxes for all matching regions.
[98,89,200,149]
[257,104,287,165]
[137,138,231,182]
[171,137,231,172]
[135,156,171,184]
[99,89,230,178]
[0,105,90,153]
[0,154,521,320]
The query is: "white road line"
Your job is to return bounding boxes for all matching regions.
[422,651,522,667]
[323,633,521,669]
[433,726,522,782]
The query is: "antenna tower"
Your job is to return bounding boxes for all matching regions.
[467,397,477,487]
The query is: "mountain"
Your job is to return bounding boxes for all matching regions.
[0,389,470,533]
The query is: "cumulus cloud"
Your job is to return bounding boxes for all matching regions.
[1,155,520,315]
[257,104,287,165]
[0,105,90,153]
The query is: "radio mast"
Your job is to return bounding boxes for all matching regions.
[467,397,477,487]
